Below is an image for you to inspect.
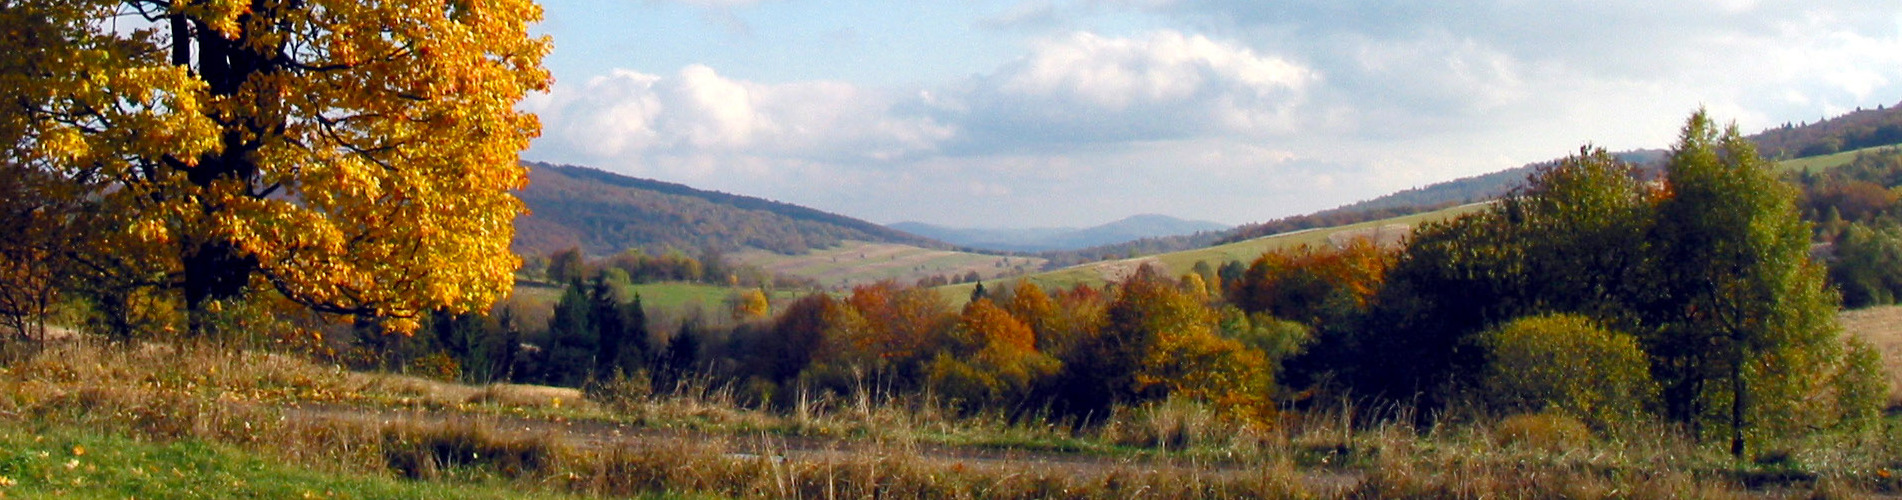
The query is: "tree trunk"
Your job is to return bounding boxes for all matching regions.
[1730,356,1746,459]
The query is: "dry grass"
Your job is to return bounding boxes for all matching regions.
[1841,305,1902,406]
[2,338,1896,499]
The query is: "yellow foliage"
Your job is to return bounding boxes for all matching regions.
[730,288,771,320]
[1,0,551,332]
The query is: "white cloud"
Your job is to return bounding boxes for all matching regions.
[527,65,953,163]
[952,30,1318,149]
[526,2,1902,228]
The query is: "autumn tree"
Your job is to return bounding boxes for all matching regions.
[1234,239,1393,328]
[926,299,1058,411]
[1052,266,1271,422]
[1002,281,1058,345]
[728,288,770,321]
[839,281,954,376]
[0,0,550,334]
[0,164,84,341]
[547,247,587,284]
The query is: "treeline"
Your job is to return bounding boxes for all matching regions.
[1793,147,1902,307]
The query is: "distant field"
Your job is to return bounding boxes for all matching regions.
[1776,144,1902,173]
[505,280,798,323]
[731,241,1044,289]
[937,203,1490,301]
[1841,305,1902,406]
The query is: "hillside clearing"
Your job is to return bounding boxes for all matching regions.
[1776,144,1902,173]
[731,241,1044,289]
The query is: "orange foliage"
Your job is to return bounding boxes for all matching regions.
[837,281,953,364]
[1235,239,1394,326]
[1109,274,1274,422]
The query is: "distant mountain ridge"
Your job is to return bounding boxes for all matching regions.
[513,162,944,257]
[512,102,1902,262]
[891,214,1228,252]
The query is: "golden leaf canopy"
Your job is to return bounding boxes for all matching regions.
[0,0,551,332]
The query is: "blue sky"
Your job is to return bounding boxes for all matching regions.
[522,0,1902,228]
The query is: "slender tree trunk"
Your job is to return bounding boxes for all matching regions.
[1730,351,1747,459]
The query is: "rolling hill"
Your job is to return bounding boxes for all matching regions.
[944,102,1902,300]
[890,214,1228,252]
[512,162,945,257]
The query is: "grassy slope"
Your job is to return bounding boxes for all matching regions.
[937,203,1491,301]
[1777,144,1902,173]
[731,241,1045,289]
[0,423,588,499]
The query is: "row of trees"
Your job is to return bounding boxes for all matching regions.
[550,112,1875,459]
[1317,113,1880,457]
[393,113,1878,461]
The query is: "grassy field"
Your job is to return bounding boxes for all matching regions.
[0,423,599,499]
[1,333,1896,498]
[937,203,1491,301]
[1843,305,1902,405]
[732,241,1045,289]
[1776,144,1902,173]
[506,281,801,325]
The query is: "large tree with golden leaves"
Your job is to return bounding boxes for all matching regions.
[0,0,549,333]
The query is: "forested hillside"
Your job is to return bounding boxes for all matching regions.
[1208,106,1902,247]
[1754,101,1902,159]
[514,162,945,256]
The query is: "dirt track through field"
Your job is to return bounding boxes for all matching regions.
[281,403,1365,493]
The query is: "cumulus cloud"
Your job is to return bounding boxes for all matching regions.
[527,65,953,163]
[1141,0,1902,136]
[952,30,1317,150]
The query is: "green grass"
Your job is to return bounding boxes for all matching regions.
[0,422,589,499]
[1777,144,1902,173]
[937,203,1490,301]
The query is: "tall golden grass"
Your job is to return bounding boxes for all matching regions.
[2,338,1896,499]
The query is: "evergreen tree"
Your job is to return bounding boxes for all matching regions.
[588,273,625,378]
[617,294,651,375]
[543,278,595,386]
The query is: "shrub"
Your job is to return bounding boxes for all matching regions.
[1481,314,1659,429]
[1834,337,1890,432]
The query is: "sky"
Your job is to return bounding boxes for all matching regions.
[520,0,1902,229]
